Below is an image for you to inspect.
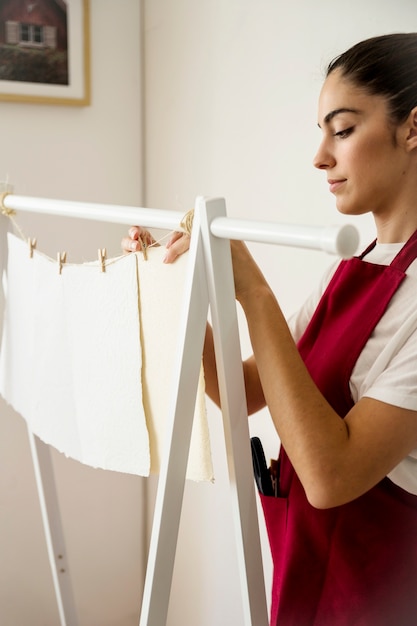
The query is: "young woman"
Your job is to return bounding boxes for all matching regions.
[123,33,417,625]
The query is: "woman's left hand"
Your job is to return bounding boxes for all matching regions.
[163,231,191,263]
[230,240,269,304]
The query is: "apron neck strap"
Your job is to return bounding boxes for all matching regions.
[390,229,417,272]
[358,229,417,273]
[358,239,377,260]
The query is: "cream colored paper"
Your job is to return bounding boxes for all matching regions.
[137,245,213,482]
[0,233,213,481]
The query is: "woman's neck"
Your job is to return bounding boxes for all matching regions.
[374,212,417,244]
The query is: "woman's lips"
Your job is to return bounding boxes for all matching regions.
[328,179,346,193]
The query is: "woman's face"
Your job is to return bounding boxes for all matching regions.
[314,70,411,223]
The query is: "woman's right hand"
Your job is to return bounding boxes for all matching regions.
[121,226,155,254]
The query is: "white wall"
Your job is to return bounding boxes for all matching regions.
[142,1,417,625]
[0,2,145,625]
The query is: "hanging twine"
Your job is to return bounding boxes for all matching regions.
[179,209,194,235]
[1,201,195,273]
[0,192,16,217]
[134,208,194,257]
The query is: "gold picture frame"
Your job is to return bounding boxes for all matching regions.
[0,0,90,106]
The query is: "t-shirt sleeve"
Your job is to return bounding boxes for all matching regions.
[357,314,417,412]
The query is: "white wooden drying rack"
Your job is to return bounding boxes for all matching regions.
[0,192,359,626]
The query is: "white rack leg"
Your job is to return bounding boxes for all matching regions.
[139,224,210,626]
[198,196,269,626]
[27,429,79,626]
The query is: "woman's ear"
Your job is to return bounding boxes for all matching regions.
[404,106,417,151]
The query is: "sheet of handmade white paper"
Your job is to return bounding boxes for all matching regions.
[0,233,213,481]
[137,245,213,482]
[0,234,149,474]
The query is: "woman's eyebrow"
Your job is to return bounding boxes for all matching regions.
[318,107,361,128]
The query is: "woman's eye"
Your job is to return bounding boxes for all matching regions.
[334,127,354,139]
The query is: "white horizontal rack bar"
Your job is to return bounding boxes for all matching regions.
[2,193,184,230]
[2,194,359,257]
[211,217,359,257]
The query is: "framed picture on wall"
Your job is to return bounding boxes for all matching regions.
[0,0,90,106]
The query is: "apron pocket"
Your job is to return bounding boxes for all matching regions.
[260,494,288,626]
[259,493,288,563]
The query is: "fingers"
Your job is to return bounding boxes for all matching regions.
[163,232,190,263]
[121,227,191,262]
[121,226,155,254]
[166,231,185,247]
[121,235,140,253]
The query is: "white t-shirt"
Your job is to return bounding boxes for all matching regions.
[288,242,417,495]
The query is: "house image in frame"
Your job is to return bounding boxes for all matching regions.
[0,0,68,85]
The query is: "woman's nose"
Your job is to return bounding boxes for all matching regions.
[313,139,335,170]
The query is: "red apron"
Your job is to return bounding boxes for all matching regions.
[261,230,417,626]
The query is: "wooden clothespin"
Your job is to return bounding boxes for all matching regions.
[140,237,148,261]
[28,237,37,258]
[98,247,107,272]
[57,251,67,275]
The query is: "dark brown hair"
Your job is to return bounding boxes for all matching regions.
[327,33,417,124]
